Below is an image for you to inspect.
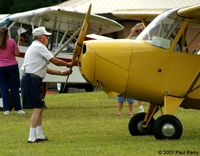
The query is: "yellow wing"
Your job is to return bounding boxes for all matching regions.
[112,9,165,21]
[177,4,200,19]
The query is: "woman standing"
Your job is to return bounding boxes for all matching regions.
[0,27,25,115]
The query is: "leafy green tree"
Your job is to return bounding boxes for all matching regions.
[0,0,67,14]
[0,0,15,13]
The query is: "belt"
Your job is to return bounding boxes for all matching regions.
[23,73,43,80]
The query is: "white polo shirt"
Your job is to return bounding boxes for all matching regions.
[21,40,53,79]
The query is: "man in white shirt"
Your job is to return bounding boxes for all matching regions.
[21,27,73,143]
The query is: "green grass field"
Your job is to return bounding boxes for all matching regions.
[0,91,200,156]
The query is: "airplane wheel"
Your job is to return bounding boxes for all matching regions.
[85,84,94,92]
[128,112,155,136]
[153,115,182,140]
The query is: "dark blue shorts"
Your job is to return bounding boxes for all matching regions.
[21,74,44,109]
[117,95,134,104]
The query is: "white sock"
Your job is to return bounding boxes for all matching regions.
[36,126,45,139]
[28,127,36,141]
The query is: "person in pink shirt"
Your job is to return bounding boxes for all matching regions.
[0,27,25,115]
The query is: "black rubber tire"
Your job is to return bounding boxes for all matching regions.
[85,84,94,92]
[128,112,155,136]
[153,115,182,140]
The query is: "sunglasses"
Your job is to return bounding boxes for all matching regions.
[42,35,49,39]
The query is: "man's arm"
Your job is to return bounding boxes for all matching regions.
[127,23,144,39]
[49,57,72,67]
[15,48,21,56]
[47,68,72,76]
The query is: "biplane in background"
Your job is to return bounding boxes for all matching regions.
[0,6,123,92]
[74,4,200,139]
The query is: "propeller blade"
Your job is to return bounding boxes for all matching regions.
[62,4,92,92]
[72,4,92,64]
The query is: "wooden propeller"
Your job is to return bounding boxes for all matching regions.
[62,4,92,92]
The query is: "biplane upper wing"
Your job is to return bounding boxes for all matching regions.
[8,6,123,35]
[112,8,166,21]
[177,4,200,19]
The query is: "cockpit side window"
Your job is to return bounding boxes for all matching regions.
[184,22,200,54]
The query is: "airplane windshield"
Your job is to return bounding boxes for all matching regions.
[137,8,182,49]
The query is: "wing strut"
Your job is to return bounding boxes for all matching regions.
[52,28,80,58]
[184,70,200,97]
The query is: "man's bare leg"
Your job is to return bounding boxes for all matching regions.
[28,108,43,142]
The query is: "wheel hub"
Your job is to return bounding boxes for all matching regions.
[161,123,175,137]
[137,120,150,134]
[137,121,144,133]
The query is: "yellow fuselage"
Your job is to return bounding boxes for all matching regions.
[79,39,200,105]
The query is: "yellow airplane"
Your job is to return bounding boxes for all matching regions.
[73,4,200,139]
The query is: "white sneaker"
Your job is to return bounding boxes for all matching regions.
[138,106,144,113]
[3,111,10,115]
[16,110,25,115]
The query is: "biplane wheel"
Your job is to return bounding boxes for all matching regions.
[128,112,155,136]
[85,84,94,92]
[153,115,182,140]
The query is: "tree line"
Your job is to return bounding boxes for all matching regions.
[0,0,67,14]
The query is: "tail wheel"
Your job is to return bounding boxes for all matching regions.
[128,112,155,136]
[153,115,182,139]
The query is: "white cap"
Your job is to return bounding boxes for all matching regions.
[32,27,51,37]
[17,27,27,35]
